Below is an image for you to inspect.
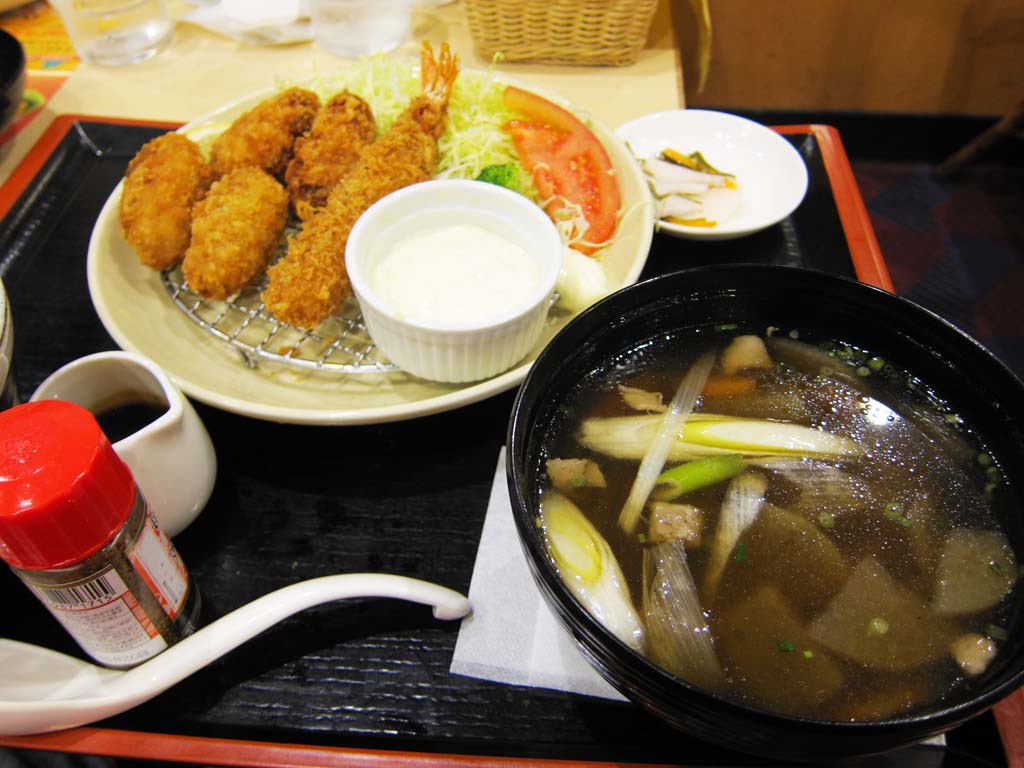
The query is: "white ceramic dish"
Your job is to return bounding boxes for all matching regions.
[30,351,216,538]
[616,109,808,241]
[86,69,654,425]
[347,179,563,383]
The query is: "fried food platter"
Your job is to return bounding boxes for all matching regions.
[86,60,654,425]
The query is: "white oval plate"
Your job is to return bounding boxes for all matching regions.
[616,109,808,241]
[87,69,654,425]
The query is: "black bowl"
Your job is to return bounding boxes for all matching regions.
[507,264,1024,761]
[0,27,25,137]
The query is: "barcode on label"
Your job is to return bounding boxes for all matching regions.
[42,574,118,607]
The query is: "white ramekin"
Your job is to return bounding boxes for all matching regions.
[346,179,563,383]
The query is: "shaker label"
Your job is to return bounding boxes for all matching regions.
[127,512,188,618]
[27,567,168,666]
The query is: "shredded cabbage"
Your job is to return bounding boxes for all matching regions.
[280,55,526,188]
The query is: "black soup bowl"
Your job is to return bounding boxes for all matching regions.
[507,264,1024,761]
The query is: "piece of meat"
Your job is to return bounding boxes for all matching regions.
[182,167,289,300]
[209,87,320,179]
[262,42,460,329]
[119,132,213,270]
[285,90,376,221]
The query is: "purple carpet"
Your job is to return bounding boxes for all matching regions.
[853,162,1024,380]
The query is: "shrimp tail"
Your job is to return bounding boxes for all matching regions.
[420,41,459,104]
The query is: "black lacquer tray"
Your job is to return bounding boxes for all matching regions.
[0,118,1007,767]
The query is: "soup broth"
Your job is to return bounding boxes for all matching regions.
[536,327,1017,721]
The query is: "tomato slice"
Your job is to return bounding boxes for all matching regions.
[502,86,620,255]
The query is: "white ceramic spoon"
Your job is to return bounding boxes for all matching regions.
[0,573,471,736]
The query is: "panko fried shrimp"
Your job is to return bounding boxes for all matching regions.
[119,132,213,270]
[209,87,320,179]
[263,42,460,329]
[285,90,377,221]
[182,167,289,300]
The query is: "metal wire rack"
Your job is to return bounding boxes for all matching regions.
[161,265,398,375]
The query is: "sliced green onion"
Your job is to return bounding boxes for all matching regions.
[578,413,863,463]
[868,617,890,636]
[884,501,904,520]
[542,491,645,651]
[867,356,886,372]
[734,541,748,564]
[803,649,814,659]
[777,640,796,652]
[988,624,1009,642]
[617,353,715,535]
[818,512,836,530]
[653,454,747,501]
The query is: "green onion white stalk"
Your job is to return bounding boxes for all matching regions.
[617,353,715,535]
[705,472,768,601]
[579,413,862,462]
[643,540,724,690]
[540,492,645,651]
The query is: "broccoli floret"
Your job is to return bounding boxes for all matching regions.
[475,163,525,193]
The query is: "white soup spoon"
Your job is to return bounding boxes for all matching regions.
[0,573,470,736]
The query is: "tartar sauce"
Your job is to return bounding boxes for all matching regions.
[371,224,541,325]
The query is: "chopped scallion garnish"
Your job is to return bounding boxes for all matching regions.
[802,650,814,659]
[987,624,1008,642]
[777,640,795,652]
[868,617,890,636]
[735,541,748,564]
[817,513,835,530]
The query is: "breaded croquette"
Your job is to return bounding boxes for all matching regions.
[119,132,213,270]
[262,42,460,329]
[209,87,320,179]
[182,167,289,300]
[285,91,376,221]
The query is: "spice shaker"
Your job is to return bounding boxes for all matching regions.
[0,399,201,668]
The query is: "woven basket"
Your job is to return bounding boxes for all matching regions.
[464,0,659,67]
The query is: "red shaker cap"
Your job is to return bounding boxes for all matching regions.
[0,400,135,570]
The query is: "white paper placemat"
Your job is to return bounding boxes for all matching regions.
[450,447,625,700]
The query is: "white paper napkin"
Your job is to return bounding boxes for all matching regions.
[450,447,625,700]
[451,449,946,748]
[183,0,313,45]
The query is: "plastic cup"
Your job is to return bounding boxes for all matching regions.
[50,0,174,67]
[312,0,412,57]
